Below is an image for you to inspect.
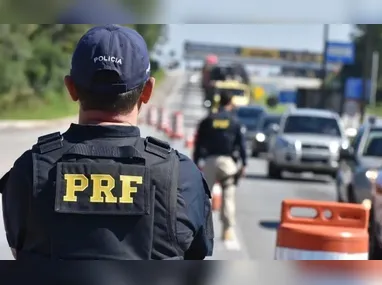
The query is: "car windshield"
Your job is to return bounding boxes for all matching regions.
[237,108,263,118]
[283,115,341,136]
[363,132,382,156]
[219,88,245,96]
[262,116,281,131]
[236,108,264,130]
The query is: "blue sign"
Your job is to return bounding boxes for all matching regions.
[278,90,296,104]
[345,77,371,100]
[326,42,355,64]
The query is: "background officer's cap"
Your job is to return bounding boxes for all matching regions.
[70,24,150,95]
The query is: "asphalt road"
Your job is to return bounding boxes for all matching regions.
[0,71,337,260]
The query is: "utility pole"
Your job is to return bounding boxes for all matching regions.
[319,24,329,108]
[361,25,373,123]
[370,51,379,108]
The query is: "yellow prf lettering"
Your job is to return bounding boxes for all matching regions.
[213,119,230,129]
[120,175,143,204]
[90,174,117,203]
[63,174,88,202]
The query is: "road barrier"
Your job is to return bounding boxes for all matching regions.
[146,106,158,126]
[170,111,185,139]
[275,199,370,260]
[157,107,171,135]
[185,131,195,149]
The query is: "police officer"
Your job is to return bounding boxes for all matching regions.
[0,25,213,261]
[193,90,247,241]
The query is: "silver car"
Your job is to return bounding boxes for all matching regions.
[267,108,348,179]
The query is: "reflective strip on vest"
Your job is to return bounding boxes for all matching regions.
[274,246,368,260]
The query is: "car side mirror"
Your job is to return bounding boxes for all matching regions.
[267,123,279,135]
[339,147,355,161]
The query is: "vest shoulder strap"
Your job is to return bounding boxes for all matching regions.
[144,136,172,159]
[33,132,64,154]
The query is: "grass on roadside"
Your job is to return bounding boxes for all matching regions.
[0,69,166,120]
[366,104,382,116]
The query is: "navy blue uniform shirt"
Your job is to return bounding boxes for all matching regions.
[1,124,213,259]
[194,108,247,166]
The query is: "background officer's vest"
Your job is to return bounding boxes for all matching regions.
[18,132,184,260]
[205,111,238,155]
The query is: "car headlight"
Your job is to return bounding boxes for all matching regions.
[345,128,357,137]
[277,137,297,150]
[366,169,379,181]
[294,140,301,149]
[256,133,265,142]
[362,199,372,210]
[329,141,340,153]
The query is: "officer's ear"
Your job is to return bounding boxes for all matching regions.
[64,75,79,101]
[139,77,155,104]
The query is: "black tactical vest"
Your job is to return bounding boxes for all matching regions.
[205,110,238,155]
[17,132,184,260]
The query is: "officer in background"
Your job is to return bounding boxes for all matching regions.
[0,25,213,261]
[193,90,247,241]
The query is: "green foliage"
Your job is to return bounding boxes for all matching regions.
[0,24,165,115]
[337,25,382,89]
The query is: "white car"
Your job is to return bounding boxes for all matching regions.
[267,108,348,179]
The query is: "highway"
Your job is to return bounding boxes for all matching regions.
[0,71,337,260]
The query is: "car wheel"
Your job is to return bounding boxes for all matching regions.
[330,171,337,180]
[251,150,258,157]
[369,209,382,260]
[347,185,356,203]
[336,184,344,203]
[267,161,282,179]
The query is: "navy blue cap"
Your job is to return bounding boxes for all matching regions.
[70,24,151,94]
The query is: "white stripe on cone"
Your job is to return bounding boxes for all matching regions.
[274,247,368,260]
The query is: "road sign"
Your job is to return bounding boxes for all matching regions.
[278,90,296,104]
[184,41,241,56]
[345,77,371,100]
[325,42,355,64]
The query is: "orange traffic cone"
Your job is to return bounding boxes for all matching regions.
[275,199,370,260]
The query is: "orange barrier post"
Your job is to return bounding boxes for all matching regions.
[147,106,158,126]
[156,107,163,131]
[275,199,370,260]
[184,131,195,149]
[157,107,170,134]
[170,111,185,139]
[211,183,222,211]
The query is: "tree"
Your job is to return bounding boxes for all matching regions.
[337,25,382,89]
[0,24,165,111]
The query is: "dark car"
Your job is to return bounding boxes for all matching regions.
[337,117,382,259]
[235,105,266,148]
[251,113,281,157]
[337,117,382,205]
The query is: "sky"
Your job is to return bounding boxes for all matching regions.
[158,24,354,74]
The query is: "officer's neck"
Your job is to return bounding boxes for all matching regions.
[78,109,138,126]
